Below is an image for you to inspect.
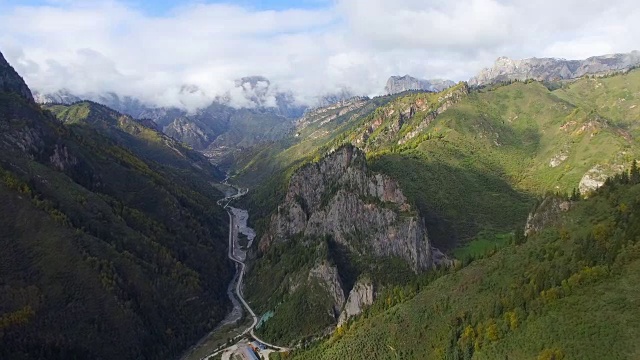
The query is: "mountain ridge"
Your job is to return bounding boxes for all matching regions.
[470,50,640,86]
[385,75,455,94]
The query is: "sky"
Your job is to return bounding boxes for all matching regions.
[0,0,638,110]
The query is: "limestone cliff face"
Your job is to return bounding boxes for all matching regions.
[309,261,346,317]
[261,145,435,272]
[384,75,455,95]
[525,197,572,236]
[338,278,375,326]
[470,51,640,86]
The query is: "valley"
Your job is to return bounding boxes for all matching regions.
[2,21,640,358]
[182,184,289,360]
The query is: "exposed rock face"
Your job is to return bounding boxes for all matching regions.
[309,262,346,317]
[49,144,78,171]
[296,96,369,131]
[163,117,212,150]
[385,75,455,95]
[262,145,436,272]
[549,153,569,168]
[470,51,640,86]
[352,83,469,150]
[525,197,572,236]
[337,278,374,326]
[397,83,469,145]
[578,164,625,194]
[0,52,34,102]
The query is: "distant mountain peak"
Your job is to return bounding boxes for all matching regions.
[384,75,455,95]
[0,51,34,102]
[470,50,640,86]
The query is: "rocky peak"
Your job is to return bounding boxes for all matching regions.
[263,145,438,272]
[385,75,455,95]
[470,51,640,86]
[0,51,34,102]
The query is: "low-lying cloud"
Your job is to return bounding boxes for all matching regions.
[1,0,638,110]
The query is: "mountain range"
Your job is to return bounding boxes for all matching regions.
[230,52,640,352]
[4,46,640,360]
[470,50,640,86]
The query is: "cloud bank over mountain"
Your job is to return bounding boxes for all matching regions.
[1,0,638,110]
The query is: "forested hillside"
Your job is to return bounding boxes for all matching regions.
[279,166,640,360]
[0,52,232,359]
[237,69,640,348]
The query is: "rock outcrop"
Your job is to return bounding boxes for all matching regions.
[262,145,437,272]
[470,51,640,87]
[525,197,572,236]
[163,117,212,150]
[337,278,375,326]
[309,262,346,317]
[296,96,369,131]
[578,164,625,194]
[353,83,469,150]
[385,75,455,95]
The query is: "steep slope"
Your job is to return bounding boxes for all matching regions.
[470,51,640,86]
[43,100,225,179]
[0,52,232,359]
[0,52,33,102]
[244,146,447,346]
[282,170,640,360]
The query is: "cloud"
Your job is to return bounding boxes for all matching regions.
[0,0,638,110]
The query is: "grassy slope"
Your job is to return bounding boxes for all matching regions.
[0,93,232,359]
[285,176,640,360]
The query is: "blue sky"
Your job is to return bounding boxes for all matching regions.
[1,0,638,110]
[1,0,331,15]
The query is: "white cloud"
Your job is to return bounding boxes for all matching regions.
[0,0,638,110]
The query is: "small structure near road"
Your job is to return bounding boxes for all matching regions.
[249,340,266,352]
[238,344,259,360]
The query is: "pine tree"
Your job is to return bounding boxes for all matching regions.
[570,188,581,201]
[630,160,640,185]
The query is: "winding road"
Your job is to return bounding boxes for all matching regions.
[206,187,290,358]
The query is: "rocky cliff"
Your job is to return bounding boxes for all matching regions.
[354,82,469,150]
[524,197,572,236]
[385,75,455,94]
[337,278,375,326]
[262,145,437,272]
[295,96,369,132]
[470,51,640,86]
